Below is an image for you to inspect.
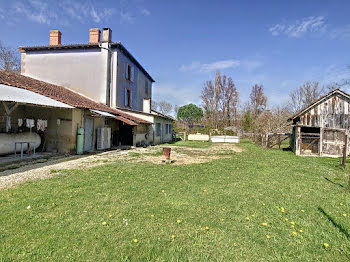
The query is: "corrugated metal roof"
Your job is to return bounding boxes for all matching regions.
[0,84,74,108]
[90,109,116,118]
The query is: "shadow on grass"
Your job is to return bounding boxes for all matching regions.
[324,177,345,188]
[318,207,350,239]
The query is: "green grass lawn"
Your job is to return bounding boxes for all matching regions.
[1,142,350,261]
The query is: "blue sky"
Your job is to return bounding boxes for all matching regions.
[1,0,350,108]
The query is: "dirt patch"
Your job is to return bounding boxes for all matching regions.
[133,143,242,165]
[0,143,242,190]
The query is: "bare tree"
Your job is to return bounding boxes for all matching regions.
[288,81,323,113]
[174,104,179,116]
[201,71,239,128]
[255,106,292,133]
[151,100,158,111]
[250,84,267,119]
[158,100,173,115]
[0,41,20,73]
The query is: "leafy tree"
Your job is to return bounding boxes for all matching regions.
[241,111,254,131]
[177,104,203,130]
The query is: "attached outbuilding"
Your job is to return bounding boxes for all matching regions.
[288,89,350,157]
[0,70,151,156]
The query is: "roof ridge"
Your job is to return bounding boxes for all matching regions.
[288,88,350,121]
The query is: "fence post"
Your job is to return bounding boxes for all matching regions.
[342,134,347,169]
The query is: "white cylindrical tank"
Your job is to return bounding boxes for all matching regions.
[0,132,41,156]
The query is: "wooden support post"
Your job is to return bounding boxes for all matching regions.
[342,134,348,169]
[278,134,281,149]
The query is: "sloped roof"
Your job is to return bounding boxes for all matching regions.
[288,88,350,121]
[0,70,151,125]
[0,84,73,108]
[19,42,155,82]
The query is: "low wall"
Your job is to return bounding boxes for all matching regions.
[188,134,210,141]
[211,136,240,143]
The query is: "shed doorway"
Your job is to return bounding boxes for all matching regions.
[300,127,320,155]
[84,118,94,151]
[119,122,133,146]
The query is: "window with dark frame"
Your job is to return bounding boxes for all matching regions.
[127,64,131,81]
[127,89,131,107]
[156,123,161,137]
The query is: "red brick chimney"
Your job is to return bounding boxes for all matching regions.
[89,28,100,43]
[49,30,61,45]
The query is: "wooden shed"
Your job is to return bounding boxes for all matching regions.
[288,89,350,157]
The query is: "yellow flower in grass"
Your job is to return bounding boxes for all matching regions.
[292,231,297,235]
[281,207,285,213]
[246,217,250,221]
[205,226,209,230]
[324,243,329,248]
[233,242,237,246]
[266,235,271,239]
[102,221,107,226]
[251,214,255,217]
[301,209,305,212]
[299,230,303,233]
[290,221,295,225]
[133,239,138,243]
[343,213,347,217]
[161,190,165,193]
[171,234,176,239]
[262,222,267,226]
[290,225,294,228]
[262,203,266,206]
[151,214,155,217]
[177,219,181,224]
[285,218,289,222]
[340,203,344,206]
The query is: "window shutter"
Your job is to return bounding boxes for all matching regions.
[130,90,132,108]
[125,63,128,79]
[124,88,128,106]
[131,67,134,82]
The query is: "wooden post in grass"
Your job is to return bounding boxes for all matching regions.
[278,134,281,149]
[342,134,348,169]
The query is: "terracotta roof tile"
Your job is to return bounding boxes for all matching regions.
[0,70,151,125]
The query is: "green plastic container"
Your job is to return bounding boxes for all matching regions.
[76,127,84,155]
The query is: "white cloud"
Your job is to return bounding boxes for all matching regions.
[120,10,134,24]
[8,0,116,25]
[0,8,5,20]
[140,8,151,16]
[269,16,327,38]
[330,25,350,39]
[179,61,201,72]
[153,83,202,106]
[200,60,240,72]
[13,0,56,25]
[180,59,240,73]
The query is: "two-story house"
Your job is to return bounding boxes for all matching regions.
[19,28,174,147]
